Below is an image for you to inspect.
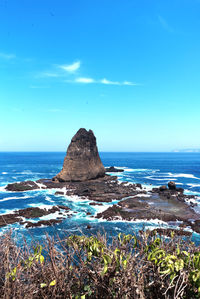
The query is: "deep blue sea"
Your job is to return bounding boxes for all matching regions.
[0,152,200,244]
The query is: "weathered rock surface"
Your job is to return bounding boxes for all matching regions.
[96,192,199,225]
[4,176,200,233]
[0,206,70,228]
[6,176,140,202]
[53,128,105,182]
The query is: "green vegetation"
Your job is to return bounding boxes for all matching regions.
[0,230,200,298]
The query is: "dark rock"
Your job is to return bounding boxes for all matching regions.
[25,219,62,228]
[55,191,64,195]
[87,224,92,229]
[96,192,199,233]
[57,205,70,211]
[105,166,124,173]
[168,181,176,190]
[159,185,168,191]
[6,181,39,192]
[0,206,62,228]
[86,212,92,215]
[136,183,142,189]
[53,128,105,182]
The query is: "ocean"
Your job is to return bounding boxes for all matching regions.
[0,152,200,244]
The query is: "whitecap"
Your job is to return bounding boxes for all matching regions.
[187,183,200,188]
[174,173,200,180]
[124,168,148,172]
[2,172,8,175]
[20,170,33,175]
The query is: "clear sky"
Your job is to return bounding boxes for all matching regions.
[0,0,200,151]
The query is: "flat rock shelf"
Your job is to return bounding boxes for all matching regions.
[4,175,200,233]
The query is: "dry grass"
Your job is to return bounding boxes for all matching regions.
[0,229,199,299]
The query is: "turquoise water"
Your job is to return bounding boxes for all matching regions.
[0,152,200,244]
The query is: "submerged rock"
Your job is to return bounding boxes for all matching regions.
[53,128,105,182]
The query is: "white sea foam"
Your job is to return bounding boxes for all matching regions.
[35,182,47,189]
[124,168,148,172]
[187,183,200,188]
[93,205,110,215]
[20,170,33,175]
[2,172,8,175]
[64,194,90,203]
[174,173,200,180]
[96,216,168,225]
[0,208,18,215]
[0,186,7,192]
[133,193,151,198]
[184,189,200,196]
[39,211,63,221]
[45,196,54,203]
[0,194,30,202]
[145,175,177,181]
[151,172,200,180]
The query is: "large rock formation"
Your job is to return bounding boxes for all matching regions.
[53,128,106,182]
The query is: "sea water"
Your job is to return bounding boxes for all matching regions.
[0,152,200,244]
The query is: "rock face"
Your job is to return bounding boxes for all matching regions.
[53,128,105,182]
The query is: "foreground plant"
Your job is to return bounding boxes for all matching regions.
[0,229,199,298]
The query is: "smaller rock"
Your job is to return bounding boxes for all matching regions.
[136,183,142,189]
[168,181,176,190]
[176,187,184,193]
[55,191,64,195]
[89,202,103,206]
[159,185,167,192]
[105,166,124,173]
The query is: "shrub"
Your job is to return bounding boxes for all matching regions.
[0,230,199,298]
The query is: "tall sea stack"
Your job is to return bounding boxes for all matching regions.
[53,128,105,182]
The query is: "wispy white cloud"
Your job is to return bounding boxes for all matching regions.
[158,15,174,33]
[59,61,80,72]
[100,78,120,85]
[75,77,95,83]
[123,81,139,86]
[71,77,138,86]
[0,52,16,59]
[37,60,139,87]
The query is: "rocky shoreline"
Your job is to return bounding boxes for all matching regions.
[1,129,200,234]
[3,175,200,233]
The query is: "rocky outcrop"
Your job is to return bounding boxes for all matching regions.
[0,206,70,228]
[4,176,200,233]
[168,181,176,190]
[105,166,124,173]
[53,128,105,182]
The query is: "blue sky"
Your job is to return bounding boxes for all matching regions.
[0,0,200,151]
